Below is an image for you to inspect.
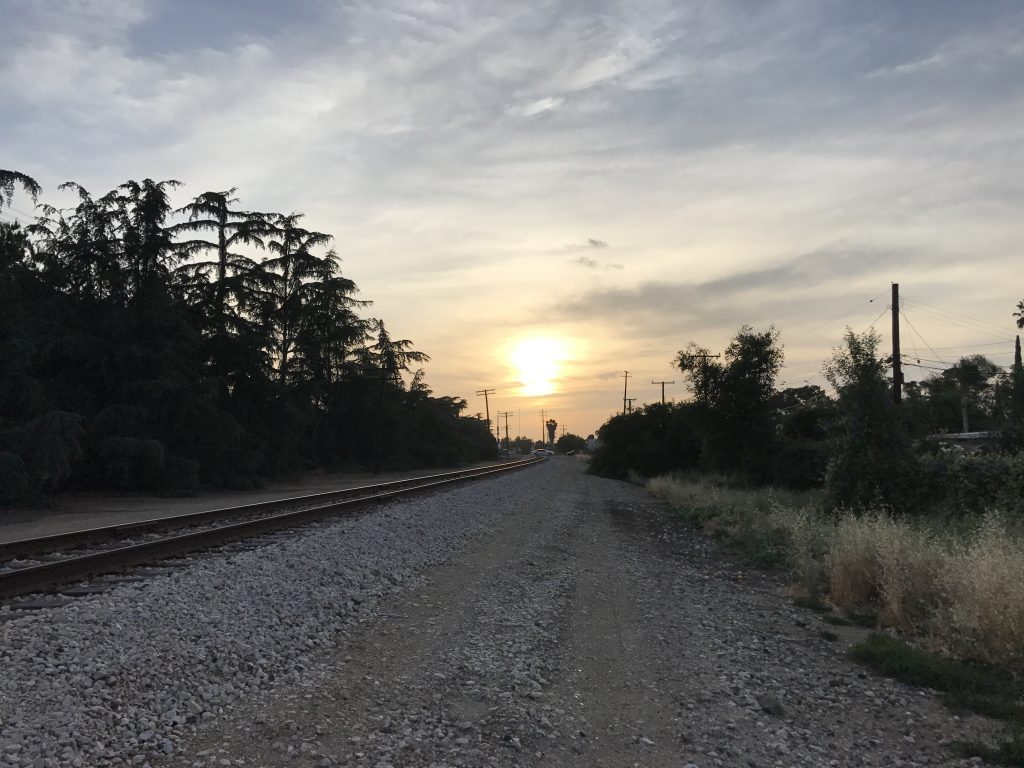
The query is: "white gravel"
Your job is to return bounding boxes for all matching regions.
[0,469,529,768]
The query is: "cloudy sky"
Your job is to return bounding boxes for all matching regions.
[3,0,1023,439]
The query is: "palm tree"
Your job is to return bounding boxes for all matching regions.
[1014,300,1024,330]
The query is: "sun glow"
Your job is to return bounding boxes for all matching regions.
[509,337,568,397]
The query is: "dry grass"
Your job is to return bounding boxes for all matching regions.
[647,474,1024,668]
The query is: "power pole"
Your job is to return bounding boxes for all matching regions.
[891,283,902,405]
[626,397,636,414]
[498,411,513,452]
[539,409,546,446]
[622,370,630,416]
[651,379,675,404]
[476,388,495,439]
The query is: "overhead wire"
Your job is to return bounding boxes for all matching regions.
[801,292,887,333]
[902,300,1013,340]
[863,304,890,332]
[900,308,946,363]
[904,296,1012,335]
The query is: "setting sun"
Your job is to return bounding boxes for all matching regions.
[509,337,569,397]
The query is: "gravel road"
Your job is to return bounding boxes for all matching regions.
[0,459,1003,767]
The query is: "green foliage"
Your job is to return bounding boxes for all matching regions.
[588,402,701,479]
[823,328,918,511]
[916,452,1024,517]
[851,633,1024,723]
[676,325,784,482]
[0,170,494,501]
[0,451,30,503]
[555,433,586,454]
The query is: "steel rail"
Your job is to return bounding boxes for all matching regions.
[0,460,538,561]
[0,457,543,600]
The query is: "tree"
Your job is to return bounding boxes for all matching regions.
[259,213,335,383]
[170,189,271,355]
[545,418,557,446]
[0,170,41,212]
[555,432,586,454]
[937,355,1001,433]
[1014,300,1024,329]
[675,325,783,481]
[823,328,916,511]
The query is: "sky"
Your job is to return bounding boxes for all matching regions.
[2,0,1023,440]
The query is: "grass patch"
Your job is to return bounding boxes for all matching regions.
[958,733,1024,766]
[792,596,831,612]
[851,633,1024,722]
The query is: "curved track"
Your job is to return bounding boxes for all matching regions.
[0,458,542,600]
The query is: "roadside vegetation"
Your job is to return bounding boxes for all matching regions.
[591,312,1024,761]
[0,170,496,503]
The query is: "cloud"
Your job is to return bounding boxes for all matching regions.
[574,256,599,269]
[587,238,608,248]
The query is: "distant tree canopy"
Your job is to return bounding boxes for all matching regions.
[675,325,784,482]
[555,433,586,454]
[590,315,1022,506]
[0,171,494,501]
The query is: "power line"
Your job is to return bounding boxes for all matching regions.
[900,308,946,363]
[930,340,1015,350]
[904,296,1012,335]
[902,301,1012,341]
[863,304,890,332]
[802,292,887,333]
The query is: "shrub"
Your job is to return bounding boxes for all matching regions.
[0,450,29,502]
[93,436,166,490]
[939,515,1024,667]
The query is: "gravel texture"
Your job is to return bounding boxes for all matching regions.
[0,458,1006,767]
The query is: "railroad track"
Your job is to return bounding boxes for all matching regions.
[0,458,543,601]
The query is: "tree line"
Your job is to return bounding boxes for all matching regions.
[591,318,1024,515]
[0,170,495,502]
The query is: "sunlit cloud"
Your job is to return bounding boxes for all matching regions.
[3,0,1023,436]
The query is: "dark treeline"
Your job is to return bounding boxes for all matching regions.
[591,321,1024,515]
[0,171,495,502]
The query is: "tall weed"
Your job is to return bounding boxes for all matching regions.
[648,474,1024,669]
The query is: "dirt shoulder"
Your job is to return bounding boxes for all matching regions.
[170,458,1000,768]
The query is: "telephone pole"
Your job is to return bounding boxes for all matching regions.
[626,397,637,414]
[539,409,546,446]
[651,379,675,404]
[498,411,513,452]
[622,371,630,416]
[891,283,903,405]
[475,388,495,438]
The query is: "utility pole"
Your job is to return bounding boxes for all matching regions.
[651,379,675,405]
[626,397,636,414]
[539,409,546,446]
[498,411,513,453]
[891,283,902,405]
[622,371,630,416]
[476,388,495,439]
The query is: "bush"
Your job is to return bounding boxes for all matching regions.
[93,437,166,490]
[769,439,827,490]
[0,450,29,502]
[589,402,700,480]
[940,515,1024,667]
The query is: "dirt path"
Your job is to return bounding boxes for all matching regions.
[172,459,1000,768]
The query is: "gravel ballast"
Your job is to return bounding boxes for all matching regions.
[0,459,1007,767]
